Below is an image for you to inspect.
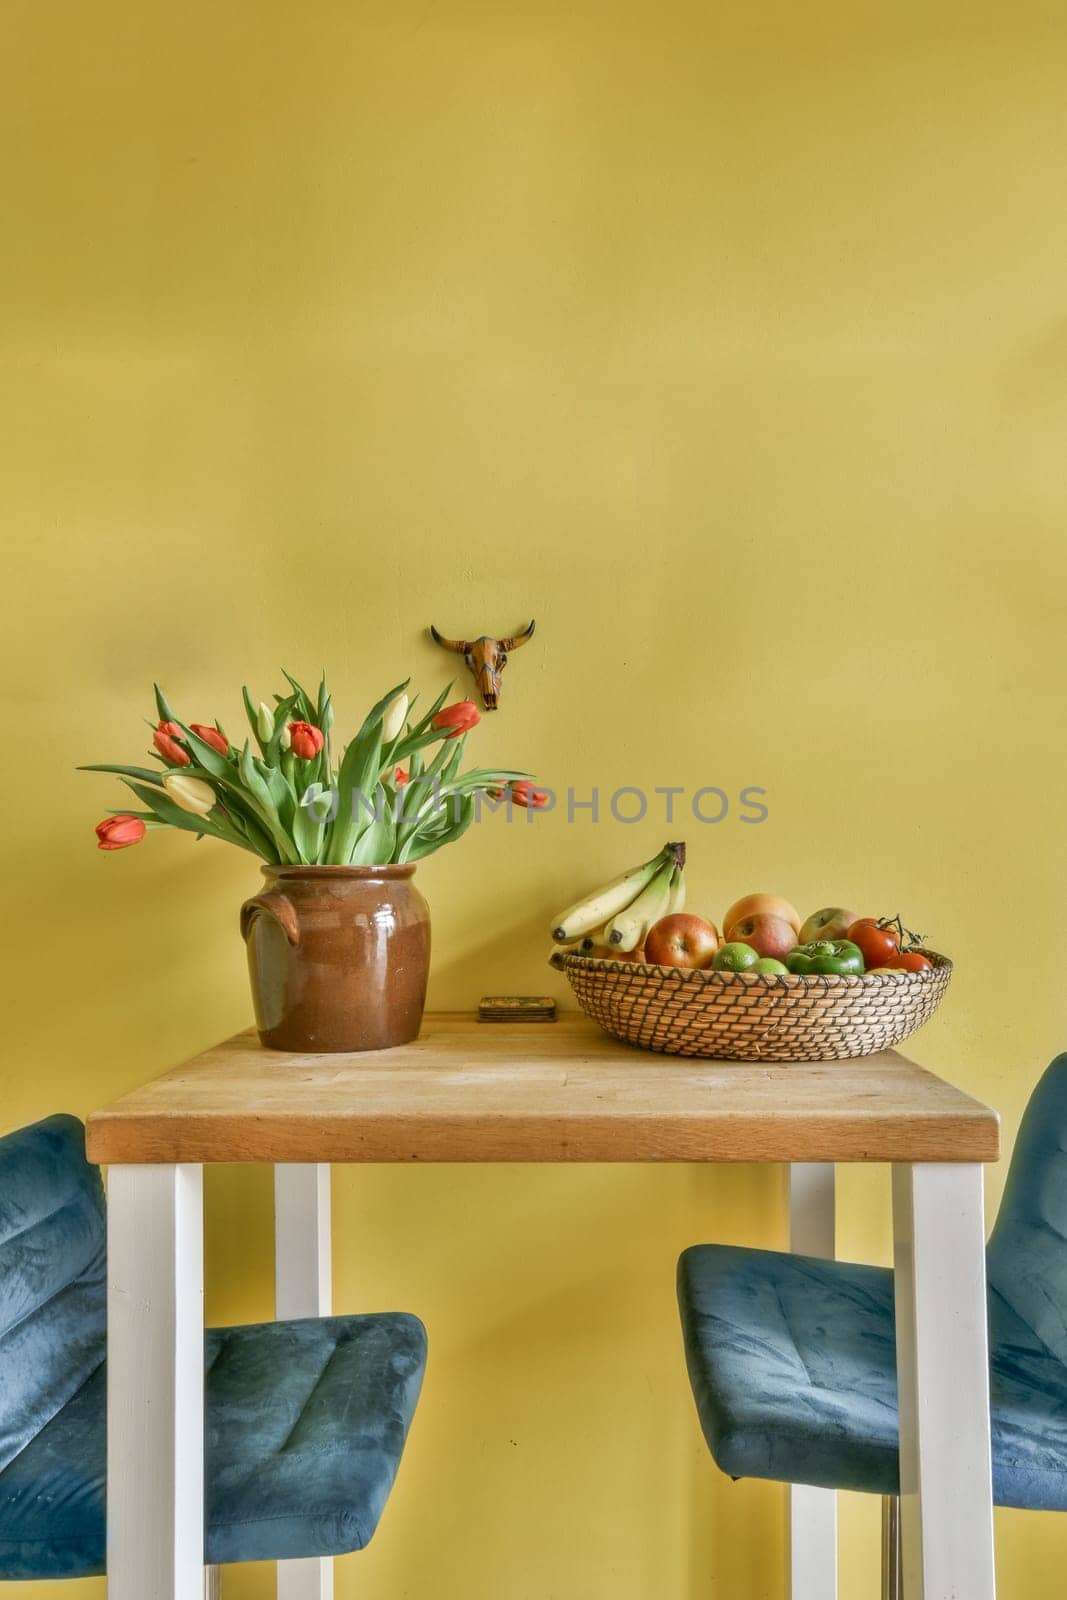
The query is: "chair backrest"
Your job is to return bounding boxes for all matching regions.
[0,1116,106,1473]
[987,1052,1067,1363]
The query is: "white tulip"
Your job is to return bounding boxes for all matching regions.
[162,773,217,818]
[382,691,409,743]
[256,702,275,743]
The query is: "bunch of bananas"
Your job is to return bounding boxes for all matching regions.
[550,842,686,954]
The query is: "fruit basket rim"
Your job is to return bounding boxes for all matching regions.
[549,948,952,985]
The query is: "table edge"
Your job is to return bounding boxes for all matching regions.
[85,1105,1001,1166]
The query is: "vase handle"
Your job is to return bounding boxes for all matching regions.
[240,891,300,946]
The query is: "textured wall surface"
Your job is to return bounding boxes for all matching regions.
[3,0,1067,1593]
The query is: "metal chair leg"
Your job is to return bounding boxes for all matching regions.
[880,1496,901,1600]
[205,1567,222,1600]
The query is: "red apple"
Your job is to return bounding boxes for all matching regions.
[722,893,802,938]
[725,913,798,961]
[798,906,860,945]
[645,913,720,969]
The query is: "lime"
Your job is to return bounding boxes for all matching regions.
[713,942,759,973]
[753,957,789,975]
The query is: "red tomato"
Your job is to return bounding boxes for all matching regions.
[889,950,933,974]
[846,919,900,969]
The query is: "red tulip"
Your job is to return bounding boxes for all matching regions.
[432,700,480,739]
[289,720,325,760]
[189,723,229,756]
[489,781,548,809]
[157,720,184,738]
[509,781,549,809]
[153,727,191,766]
[95,815,146,851]
[394,766,410,786]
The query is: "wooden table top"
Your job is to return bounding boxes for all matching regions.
[86,1012,1000,1166]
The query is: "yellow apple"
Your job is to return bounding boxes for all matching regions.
[798,907,860,945]
[723,893,802,939]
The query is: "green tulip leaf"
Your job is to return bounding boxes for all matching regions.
[78,763,166,786]
[153,683,179,724]
[401,793,475,861]
[175,724,233,780]
[351,799,396,865]
[281,669,316,721]
[242,685,269,754]
[406,680,453,739]
[237,742,300,863]
[291,793,325,864]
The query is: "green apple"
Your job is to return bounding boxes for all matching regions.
[713,941,760,973]
[753,957,789,975]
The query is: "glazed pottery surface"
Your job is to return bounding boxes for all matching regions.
[240,865,430,1053]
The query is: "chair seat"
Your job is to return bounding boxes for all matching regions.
[678,1243,1067,1511]
[0,1311,426,1579]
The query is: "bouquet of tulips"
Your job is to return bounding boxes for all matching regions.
[84,671,544,864]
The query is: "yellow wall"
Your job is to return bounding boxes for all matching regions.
[3,0,1067,1594]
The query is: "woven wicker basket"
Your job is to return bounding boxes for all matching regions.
[550,949,952,1061]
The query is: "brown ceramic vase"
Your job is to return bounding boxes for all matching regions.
[240,864,430,1053]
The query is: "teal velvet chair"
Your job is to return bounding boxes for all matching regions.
[0,1114,427,1581]
[678,1053,1067,1592]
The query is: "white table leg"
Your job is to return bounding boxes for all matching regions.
[788,1163,837,1600]
[892,1164,995,1600]
[275,1165,333,1600]
[107,1164,204,1600]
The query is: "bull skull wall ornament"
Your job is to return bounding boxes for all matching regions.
[428,619,536,710]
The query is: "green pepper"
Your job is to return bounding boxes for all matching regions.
[786,939,865,976]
